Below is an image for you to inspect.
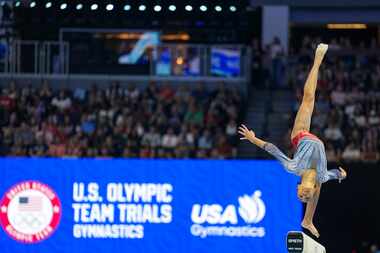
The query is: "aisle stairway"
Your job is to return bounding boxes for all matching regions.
[237,89,294,159]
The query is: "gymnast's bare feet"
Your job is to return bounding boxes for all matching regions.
[301,220,320,238]
[314,43,328,65]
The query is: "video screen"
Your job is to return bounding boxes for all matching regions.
[210,47,241,77]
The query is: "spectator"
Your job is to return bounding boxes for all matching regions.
[324,123,344,149]
[341,142,361,161]
[269,37,285,87]
[198,129,213,150]
[162,128,179,150]
[51,90,72,111]
[184,103,204,126]
[330,85,346,107]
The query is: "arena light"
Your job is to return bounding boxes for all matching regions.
[90,4,98,10]
[168,5,176,11]
[123,4,131,11]
[45,2,52,8]
[106,4,114,11]
[327,23,367,29]
[154,5,162,12]
[229,6,237,12]
[76,3,83,10]
[14,1,21,7]
[1,1,5,6]
[176,57,184,65]
[200,5,207,12]
[138,5,146,11]
[29,1,36,8]
[215,5,222,12]
[60,3,67,10]
[185,5,193,11]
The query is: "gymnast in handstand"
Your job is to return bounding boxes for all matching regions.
[238,43,347,238]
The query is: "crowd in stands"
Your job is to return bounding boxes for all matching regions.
[0,81,241,158]
[253,36,380,162]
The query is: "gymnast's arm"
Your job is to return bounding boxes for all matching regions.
[238,124,296,173]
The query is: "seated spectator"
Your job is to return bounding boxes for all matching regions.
[216,136,233,159]
[184,104,204,126]
[368,110,380,126]
[51,90,72,111]
[341,142,361,161]
[161,128,179,150]
[330,85,346,107]
[324,123,344,149]
[225,119,237,146]
[198,130,213,150]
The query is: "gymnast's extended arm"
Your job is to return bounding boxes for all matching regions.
[238,124,297,173]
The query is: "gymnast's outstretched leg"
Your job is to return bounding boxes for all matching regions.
[291,43,328,140]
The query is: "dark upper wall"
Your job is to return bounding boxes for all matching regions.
[251,0,380,7]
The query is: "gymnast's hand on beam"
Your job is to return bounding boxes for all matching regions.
[338,167,347,183]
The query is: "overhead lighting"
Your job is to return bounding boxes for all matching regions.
[90,4,98,10]
[123,4,131,11]
[76,4,83,10]
[154,5,162,12]
[230,6,237,12]
[106,4,114,11]
[60,3,67,10]
[168,5,176,11]
[1,1,6,6]
[15,1,21,7]
[30,1,36,8]
[138,5,146,11]
[327,24,367,29]
[215,5,222,12]
[185,5,192,11]
[200,5,207,12]
[45,2,52,8]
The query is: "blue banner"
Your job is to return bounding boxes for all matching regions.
[0,159,301,253]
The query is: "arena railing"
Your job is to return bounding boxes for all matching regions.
[0,37,251,86]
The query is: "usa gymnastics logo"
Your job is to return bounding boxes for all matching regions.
[190,190,266,238]
[0,181,61,243]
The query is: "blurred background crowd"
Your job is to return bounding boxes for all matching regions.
[0,81,241,158]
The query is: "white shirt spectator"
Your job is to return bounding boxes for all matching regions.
[368,111,380,126]
[331,89,346,106]
[342,144,361,161]
[324,125,344,141]
[185,132,195,146]
[354,114,366,127]
[226,121,237,136]
[125,87,139,100]
[51,96,71,110]
[162,132,179,148]
[344,103,356,118]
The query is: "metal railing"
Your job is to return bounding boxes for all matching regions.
[1,40,69,75]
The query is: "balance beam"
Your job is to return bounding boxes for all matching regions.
[287,231,326,253]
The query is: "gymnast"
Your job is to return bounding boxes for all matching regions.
[238,43,347,238]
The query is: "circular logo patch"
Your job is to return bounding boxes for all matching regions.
[0,181,61,243]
